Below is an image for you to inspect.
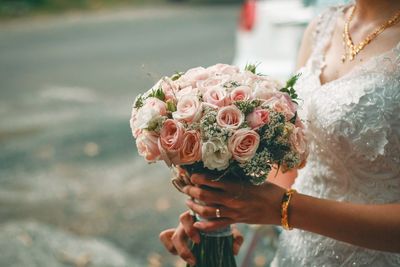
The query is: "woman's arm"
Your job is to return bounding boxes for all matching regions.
[291,193,400,253]
[184,175,400,253]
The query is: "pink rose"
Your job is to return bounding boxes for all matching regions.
[253,83,276,100]
[159,78,179,101]
[290,127,307,155]
[179,130,202,165]
[228,129,260,163]
[136,131,161,162]
[207,64,239,75]
[230,85,252,102]
[216,105,244,129]
[176,86,199,99]
[158,119,185,166]
[196,76,230,94]
[183,67,209,82]
[173,95,203,123]
[246,108,270,130]
[264,93,297,120]
[203,87,230,108]
[144,97,167,116]
[129,107,142,138]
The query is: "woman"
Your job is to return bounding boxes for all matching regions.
[160,0,400,265]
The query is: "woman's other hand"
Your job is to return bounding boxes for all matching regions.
[159,211,244,265]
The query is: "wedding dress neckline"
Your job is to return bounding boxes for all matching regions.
[316,5,400,87]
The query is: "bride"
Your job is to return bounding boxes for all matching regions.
[159,0,400,266]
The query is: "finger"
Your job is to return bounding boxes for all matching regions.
[182,186,228,205]
[232,226,244,255]
[193,219,234,233]
[159,229,177,255]
[186,199,235,220]
[191,174,227,189]
[179,211,200,244]
[172,226,196,266]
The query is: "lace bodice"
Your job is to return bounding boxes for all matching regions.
[272,5,400,267]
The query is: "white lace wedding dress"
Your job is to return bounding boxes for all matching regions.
[271,4,400,267]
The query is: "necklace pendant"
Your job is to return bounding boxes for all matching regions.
[341,55,346,63]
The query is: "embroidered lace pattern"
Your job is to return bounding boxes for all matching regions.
[272,5,400,267]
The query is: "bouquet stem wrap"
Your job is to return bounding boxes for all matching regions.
[172,167,237,267]
[188,223,236,267]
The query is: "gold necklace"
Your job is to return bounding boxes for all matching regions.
[342,5,400,63]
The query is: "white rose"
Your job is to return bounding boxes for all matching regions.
[201,138,232,171]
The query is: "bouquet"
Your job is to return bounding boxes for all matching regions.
[130,63,308,267]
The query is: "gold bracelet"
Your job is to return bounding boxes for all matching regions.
[281,189,297,230]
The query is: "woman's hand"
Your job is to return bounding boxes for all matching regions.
[182,173,286,232]
[159,211,244,265]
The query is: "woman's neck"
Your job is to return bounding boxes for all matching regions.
[354,0,400,22]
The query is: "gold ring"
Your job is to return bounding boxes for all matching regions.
[216,208,221,218]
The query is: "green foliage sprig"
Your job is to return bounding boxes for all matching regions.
[280,73,301,103]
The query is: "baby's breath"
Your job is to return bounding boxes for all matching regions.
[240,149,272,185]
[234,99,262,116]
[200,107,232,142]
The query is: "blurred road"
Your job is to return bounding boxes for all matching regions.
[0,5,238,267]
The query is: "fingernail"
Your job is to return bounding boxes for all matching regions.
[182,186,188,194]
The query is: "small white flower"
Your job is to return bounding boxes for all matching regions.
[201,138,232,171]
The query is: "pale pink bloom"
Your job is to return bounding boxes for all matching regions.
[207,64,239,75]
[179,130,202,165]
[136,131,161,162]
[228,128,260,163]
[202,87,230,108]
[159,78,179,101]
[129,107,142,138]
[246,108,270,130]
[175,86,199,99]
[144,97,167,116]
[230,85,253,102]
[183,67,210,82]
[290,127,307,155]
[264,93,297,120]
[216,105,244,129]
[158,119,185,166]
[173,95,203,123]
[196,76,230,93]
[253,83,276,100]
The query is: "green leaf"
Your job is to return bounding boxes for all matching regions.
[289,111,297,124]
[244,63,258,74]
[280,73,301,101]
[171,71,184,81]
[133,94,144,109]
[166,100,177,113]
[148,87,165,101]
